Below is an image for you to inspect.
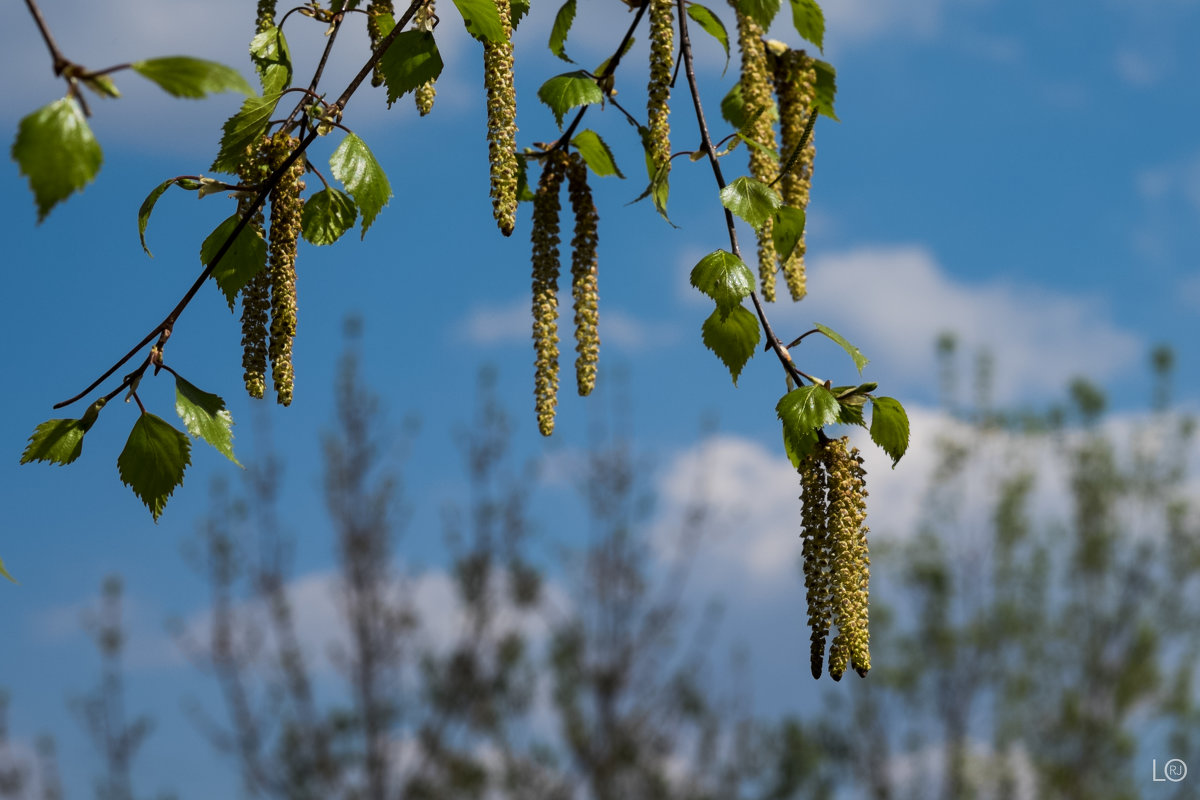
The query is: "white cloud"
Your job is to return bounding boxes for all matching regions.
[809,0,950,45]
[460,298,678,350]
[753,244,1141,404]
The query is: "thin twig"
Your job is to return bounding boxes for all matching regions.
[675,0,806,387]
[24,0,68,74]
[53,0,432,408]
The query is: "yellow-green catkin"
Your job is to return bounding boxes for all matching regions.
[567,154,599,397]
[238,147,270,399]
[413,0,437,114]
[774,48,817,301]
[800,448,832,680]
[255,0,277,32]
[264,133,305,407]
[824,437,870,680]
[730,1,780,300]
[484,0,518,236]
[646,0,674,180]
[366,0,396,88]
[531,154,567,436]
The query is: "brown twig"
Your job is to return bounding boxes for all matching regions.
[52,0,432,409]
[674,0,806,387]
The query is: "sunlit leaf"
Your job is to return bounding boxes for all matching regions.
[117,413,191,522]
[0,557,15,584]
[330,133,392,237]
[702,305,760,385]
[690,250,754,315]
[378,29,444,107]
[131,57,253,98]
[250,26,292,94]
[777,384,841,438]
[572,129,623,178]
[210,91,282,173]
[788,0,824,51]
[537,71,603,127]
[549,0,577,62]
[771,205,806,261]
[812,59,838,121]
[720,176,780,230]
[174,376,240,466]
[12,98,102,222]
[687,4,730,73]
[452,0,506,42]
[870,396,910,467]
[814,322,868,374]
[736,0,780,29]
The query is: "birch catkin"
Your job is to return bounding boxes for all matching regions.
[264,133,305,407]
[484,0,518,236]
[238,147,270,400]
[646,0,674,179]
[774,48,817,301]
[531,154,567,436]
[567,154,599,397]
[413,1,437,115]
[729,1,780,300]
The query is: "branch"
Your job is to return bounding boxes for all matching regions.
[674,0,805,387]
[24,0,68,74]
[53,0,433,408]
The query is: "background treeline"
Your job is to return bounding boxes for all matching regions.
[2,334,1198,800]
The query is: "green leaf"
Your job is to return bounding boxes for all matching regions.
[702,305,760,385]
[812,59,838,121]
[452,0,506,42]
[690,250,754,315]
[200,213,268,308]
[537,71,603,128]
[720,82,745,129]
[834,381,877,400]
[687,4,730,73]
[870,396,910,467]
[330,133,392,238]
[777,384,841,441]
[771,205,806,261]
[378,30,444,107]
[788,0,824,50]
[210,92,282,173]
[549,0,577,62]
[782,420,818,469]
[814,322,868,374]
[631,126,673,223]
[720,176,781,230]
[515,157,536,202]
[137,178,176,257]
[20,399,106,466]
[250,26,292,94]
[174,376,240,466]
[510,0,531,26]
[12,98,102,222]
[837,401,865,427]
[131,57,254,99]
[0,557,16,584]
[118,413,191,522]
[301,187,358,246]
[571,129,623,178]
[737,0,781,29]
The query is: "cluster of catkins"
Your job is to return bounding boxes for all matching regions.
[238,132,305,406]
[729,2,819,302]
[529,152,601,436]
[368,0,439,113]
[800,436,870,680]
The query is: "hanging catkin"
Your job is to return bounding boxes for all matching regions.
[567,154,599,397]
[729,1,780,300]
[774,48,817,301]
[646,0,674,179]
[366,0,395,88]
[263,133,305,407]
[413,1,438,115]
[238,146,270,400]
[530,154,568,435]
[484,0,518,236]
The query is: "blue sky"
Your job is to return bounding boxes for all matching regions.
[2,0,1199,796]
